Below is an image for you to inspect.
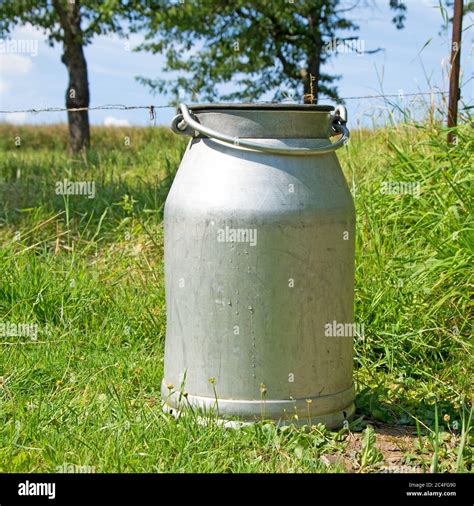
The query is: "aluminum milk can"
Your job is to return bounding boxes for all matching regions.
[163,103,355,429]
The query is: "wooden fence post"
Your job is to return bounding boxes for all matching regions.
[447,0,463,144]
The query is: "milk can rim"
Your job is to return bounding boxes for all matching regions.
[185,103,334,112]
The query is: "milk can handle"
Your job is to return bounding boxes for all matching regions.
[171,103,349,156]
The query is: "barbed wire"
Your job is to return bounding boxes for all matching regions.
[0,90,454,115]
[0,104,171,114]
[323,91,449,100]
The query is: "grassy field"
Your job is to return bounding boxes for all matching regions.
[0,120,472,473]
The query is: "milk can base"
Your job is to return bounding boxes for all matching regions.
[161,382,355,430]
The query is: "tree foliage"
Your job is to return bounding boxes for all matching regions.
[0,0,138,151]
[136,0,407,103]
[0,0,135,46]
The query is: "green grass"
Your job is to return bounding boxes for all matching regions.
[0,121,472,473]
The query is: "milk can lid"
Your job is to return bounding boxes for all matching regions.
[187,103,334,112]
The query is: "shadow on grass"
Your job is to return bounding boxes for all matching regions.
[0,124,187,233]
[355,385,466,433]
[0,151,179,234]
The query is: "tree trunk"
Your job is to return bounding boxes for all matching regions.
[53,0,90,152]
[62,46,90,152]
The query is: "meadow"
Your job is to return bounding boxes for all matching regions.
[0,118,472,472]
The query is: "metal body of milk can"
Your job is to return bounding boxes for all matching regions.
[162,103,355,429]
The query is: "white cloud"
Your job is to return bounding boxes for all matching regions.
[3,112,28,124]
[13,23,48,41]
[0,54,33,75]
[104,116,130,127]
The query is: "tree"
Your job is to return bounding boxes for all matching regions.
[136,0,407,104]
[0,0,136,152]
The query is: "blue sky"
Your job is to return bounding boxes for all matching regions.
[0,0,472,127]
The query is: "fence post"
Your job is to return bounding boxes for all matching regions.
[447,0,463,144]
